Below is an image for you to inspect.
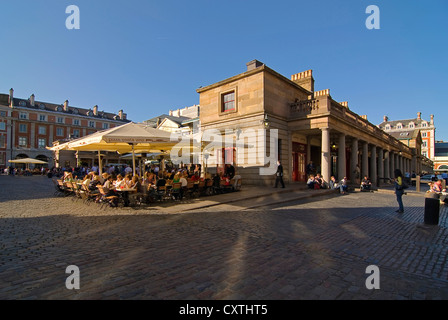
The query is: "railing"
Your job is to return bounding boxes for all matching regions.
[329,101,413,155]
[290,99,319,116]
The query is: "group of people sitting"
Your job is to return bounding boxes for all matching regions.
[306,174,349,194]
[61,166,241,206]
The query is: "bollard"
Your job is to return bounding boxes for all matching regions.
[424,193,440,225]
[416,175,420,192]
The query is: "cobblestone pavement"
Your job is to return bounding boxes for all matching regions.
[1,175,448,300]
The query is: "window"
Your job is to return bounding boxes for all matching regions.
[18,136,27,147]
[19,124,27,133]
[0,152,4,165]
[73,119,80,126]
[422,122,427,127]
[38,126,46,135]
[385,125,391,130]
[0,135,5,148]
[221,91,236,113]
[39,114,46,121]
[19,112,28,119]
[423,141,427,147]
[57,117,64,124]
[397,124,402,129]
[103,123,109,129]
[72,129,80,138]
[88,121,95,128]
[0,111,6,117]
[38,138,46,149]
[56,127,64,136]
[422,132,427,138]
[423,151,427,157]
[409,123,414,129]
[0,122,5,131]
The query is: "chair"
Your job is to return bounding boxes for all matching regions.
[97,186,119,208]
[170,183,182,200]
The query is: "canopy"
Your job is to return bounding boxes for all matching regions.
[8,158,48,164]
[48,122,179,176]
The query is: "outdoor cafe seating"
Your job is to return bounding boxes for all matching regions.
[52,175,242,209]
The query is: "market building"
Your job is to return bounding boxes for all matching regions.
[196,60,429,186]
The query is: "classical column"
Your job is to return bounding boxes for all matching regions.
[321,128,331,182]
[362,142,369,179]
[390,151,395,178]
[338,133,346,180]
[288,131,293,183]
[351,138,359,183]
[384,150,390,180]
[401,156,404,173]
[377,148,384,186]
[370,145,377,185]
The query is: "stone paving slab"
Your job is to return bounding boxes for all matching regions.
[1,175,448,300]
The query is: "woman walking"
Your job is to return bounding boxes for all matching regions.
[394,169,405,213]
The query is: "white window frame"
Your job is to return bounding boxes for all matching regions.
[38,138,46,149]
[88,121,96,128]
[19,112,28,119]
[18,136,27,147]
[56,127,64,137]
[38,126,46,135]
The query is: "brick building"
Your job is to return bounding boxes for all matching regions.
[0,89,129,169]
[378,113,436,160]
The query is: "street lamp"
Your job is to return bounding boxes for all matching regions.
[261,114,270,129]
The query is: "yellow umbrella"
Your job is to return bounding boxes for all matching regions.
[49,122,179,176]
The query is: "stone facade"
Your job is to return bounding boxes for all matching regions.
[197,60,426,186]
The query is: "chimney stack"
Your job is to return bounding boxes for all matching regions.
[291,70,315,92]
[417,112,422,120]
[383,115,389,122]
[430,114,434,125]
[118,109,126,120]
[93,105,98,116]
[246,59,264,72]
[63,100,69,112]
[30,94,35,107]
[9,88,14,107]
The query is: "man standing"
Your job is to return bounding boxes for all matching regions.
[274,160,285,188]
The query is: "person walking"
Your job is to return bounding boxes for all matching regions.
[274,160,285,188]
[394,169,405,213]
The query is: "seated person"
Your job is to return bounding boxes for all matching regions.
[339,177,348,194]
[307,175,316,189]
[314,174,323,189]
[329,176,339,189]
[156,173,166,188]
[432,180,443,193]
[361,176,372,191]
[190,172,201,182]
[115,174,126,189]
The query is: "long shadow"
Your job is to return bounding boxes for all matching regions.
[1,196,448,300]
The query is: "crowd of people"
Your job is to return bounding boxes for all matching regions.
[57,162,240,207]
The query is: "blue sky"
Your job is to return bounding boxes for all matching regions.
[1,0,447,139]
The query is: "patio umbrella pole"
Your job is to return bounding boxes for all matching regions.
[131,144,136,176]
[98,150,103,176]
